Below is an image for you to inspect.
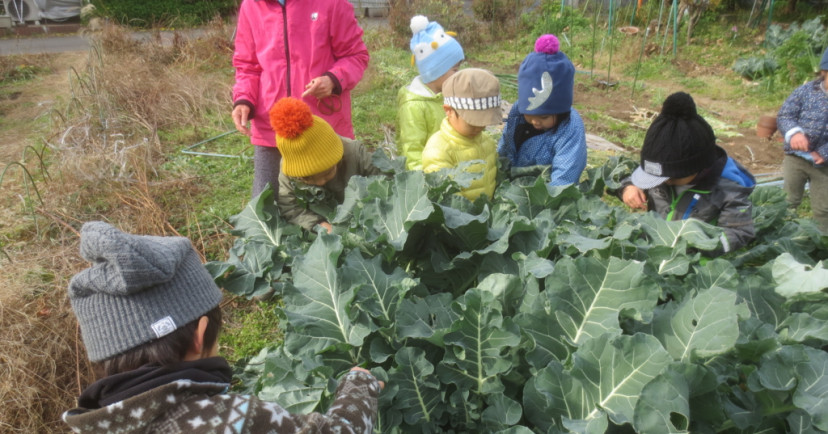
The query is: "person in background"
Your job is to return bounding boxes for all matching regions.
[421,68,501,201]
[63,221,382,433]
[273,97,382,233]
[397,15,465,170]
[776,46,828,233]
[498,34,587,186]
[616,92,756,256]
[232,0,370,198]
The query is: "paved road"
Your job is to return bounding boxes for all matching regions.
[0,34,88,55]
[0,17,386,56]
[0,29,209,55]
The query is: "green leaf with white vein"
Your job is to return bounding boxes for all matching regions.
[438,288,521,394]
[341,249,415,328]
[368,170,435,250]
[792,346,828,430]
[254,346,329,414]
[570,333,672,426]
[633,367,690,434]
[524,334,672,429]
[545,256,660,345]
[283,234,371,353]
[772,253,828,297]
[229,185,299,246]
[637,213,722,251]
[651,287,749,361]
[388,347,445,428]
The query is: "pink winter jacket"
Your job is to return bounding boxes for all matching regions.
[232,0,369,146]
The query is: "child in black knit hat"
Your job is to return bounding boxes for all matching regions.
[616,92,757,256]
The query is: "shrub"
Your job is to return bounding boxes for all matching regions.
[387,0,499,51]
[91,0,238,28]
[732,17,828,85]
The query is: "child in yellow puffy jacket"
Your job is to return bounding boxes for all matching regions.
[421,68,501,200]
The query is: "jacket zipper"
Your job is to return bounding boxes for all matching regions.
[281,0,291,97]
[666,187,710,221]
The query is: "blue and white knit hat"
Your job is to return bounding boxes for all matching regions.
[68,221,223,362]
[820,46,828,71]
[410,15,465,84]
[517,34,575,115]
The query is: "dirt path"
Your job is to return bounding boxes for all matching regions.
[0,51,87,165]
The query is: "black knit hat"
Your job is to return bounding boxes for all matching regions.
[631,92,719,189]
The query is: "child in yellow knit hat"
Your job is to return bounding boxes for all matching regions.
[272,97,382,233]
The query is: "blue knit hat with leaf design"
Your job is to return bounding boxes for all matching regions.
[517,34,575,115]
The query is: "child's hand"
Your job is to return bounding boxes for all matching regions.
[302,76,334,99]
[812,151,825,165]
[791,132,810,151]
[232,105,251,136]
[622,185,648,210]
[319,221,333,234]
[350,366,385,390]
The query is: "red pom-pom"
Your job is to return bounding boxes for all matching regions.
[269,97,314,138]
[534,34,560,55]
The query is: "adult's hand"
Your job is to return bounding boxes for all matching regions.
[302,75,334,99]
[790,132,810,151]
[350,366,385,390]
[622,185,648,210]
[232,105,251,136]
[812,151,825,165]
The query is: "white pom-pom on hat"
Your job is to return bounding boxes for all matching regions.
[410,15,429,35]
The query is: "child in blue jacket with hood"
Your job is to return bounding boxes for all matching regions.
[617,92,756,256]
[498,34,587,186]
[776,46,828,233]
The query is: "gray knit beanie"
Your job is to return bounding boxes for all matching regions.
[68,221,223,362]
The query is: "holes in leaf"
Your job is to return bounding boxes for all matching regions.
[691,319,698,327]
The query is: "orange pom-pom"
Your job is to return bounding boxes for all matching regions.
[269,97,314,139]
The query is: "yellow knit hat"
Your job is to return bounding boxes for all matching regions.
[269,97,344,178]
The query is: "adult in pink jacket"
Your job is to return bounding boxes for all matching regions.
[232,0,370,197]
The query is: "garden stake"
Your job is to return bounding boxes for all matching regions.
[181,130,252,159]
[590,0,600,77]
[607,0,616,87]
[672,0,678,56]
[632,0,657,98]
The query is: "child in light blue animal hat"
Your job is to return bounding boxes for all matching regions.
[396,15,466,170]
[409,15,465,84]
[497,34,587,186]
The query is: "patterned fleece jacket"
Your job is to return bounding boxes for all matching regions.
[777,78,828,163]
[497,104,588,186]
[422,117,498,201]
[396,76,446,171]
[63,358,380,433]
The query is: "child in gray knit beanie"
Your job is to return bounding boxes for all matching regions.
[64,221,382,433]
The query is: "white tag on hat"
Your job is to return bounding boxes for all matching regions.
[643,160,662,176]
[151,316,177,338]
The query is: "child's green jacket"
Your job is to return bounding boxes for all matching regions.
[396,77,445,170]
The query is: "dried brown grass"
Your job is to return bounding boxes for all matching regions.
[0,237,93,434]
[1,20,237,432]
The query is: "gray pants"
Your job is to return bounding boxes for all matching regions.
[252,145,282,198]
[783,154,828,233]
